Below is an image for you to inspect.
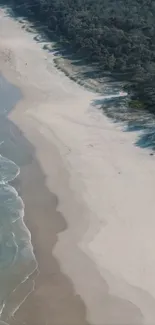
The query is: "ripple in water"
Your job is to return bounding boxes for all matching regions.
[0,155,20,184]
[0,154,37,323]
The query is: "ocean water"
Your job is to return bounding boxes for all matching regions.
[0,74,37,324]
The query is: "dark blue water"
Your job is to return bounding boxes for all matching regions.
[0,74,37,324]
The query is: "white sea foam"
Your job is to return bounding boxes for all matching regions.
[0,155,20,184]
[0,154,38,322]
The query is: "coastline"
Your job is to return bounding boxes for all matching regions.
[0,73,38,324]
[10,142,90,325]
[1,7,155,325]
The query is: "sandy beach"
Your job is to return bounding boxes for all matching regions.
[1,7,155,325]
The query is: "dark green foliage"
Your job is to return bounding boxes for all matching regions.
[128,100,146,110]
[9,0,155,111]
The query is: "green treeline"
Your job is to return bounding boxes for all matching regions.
[10,0,155,112]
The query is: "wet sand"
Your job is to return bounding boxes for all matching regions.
[8,120,143,325]
[11,143,90,325]
[1,7,155,325]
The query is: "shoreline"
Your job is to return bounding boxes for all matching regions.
[1,7,155,325]
[0,73,38,324]
[10,142,90,325]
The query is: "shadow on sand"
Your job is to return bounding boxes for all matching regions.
[0,47,146,325]
[92,96,155,152]
[0,1,121,94]
[2,1,155,152]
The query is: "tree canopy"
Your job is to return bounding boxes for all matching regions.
[10,0,155,112]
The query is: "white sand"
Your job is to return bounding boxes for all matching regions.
[1,8,155,324]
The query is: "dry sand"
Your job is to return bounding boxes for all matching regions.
[1,7,155,325]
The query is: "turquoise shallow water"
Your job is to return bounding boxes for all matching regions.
[0,74,37,323]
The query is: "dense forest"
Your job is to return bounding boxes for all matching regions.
[7,0,155,112]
